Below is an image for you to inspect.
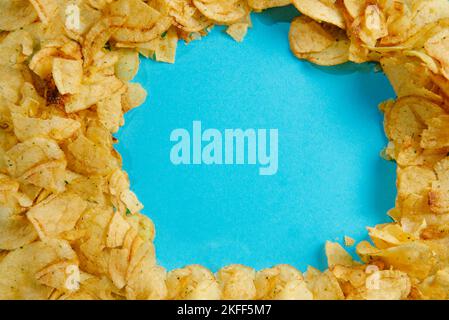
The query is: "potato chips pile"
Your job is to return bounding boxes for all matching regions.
[0,0,449,300]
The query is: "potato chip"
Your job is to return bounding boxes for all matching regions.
[0,208,37,250]
[193,0,250,24]
[11,113,81,142]
[292,0,345,29]
[217,264,256,299]
[325,241,356,268]
[0,0,38,31]
[226,22,249,42]
[167,265,221,299]
[52,58,83,94]
[27,192,87,239]
[169,0,211,32]
[289,16,334,54]
[255,264,313,300]
[304,267,344,300]
[0,240,77,299]
[248,0,290,11]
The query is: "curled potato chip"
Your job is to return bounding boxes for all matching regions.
[29,0,59,25]
[52,58,83,94]
[290,17,349,66]
[5,137,65,178]
[154,26,178,63]
[248,0,290,11]
[425,29,449,80]
[167,265,221,299]
[0,208,37,250]
[226,22,249,42]
[304,267,344,300]
[292,0,345,29]
[289,16,334,54]
[0,65,24,104]
[169,0,211,32]
[108,0,172,43]
[27,192,87,239]
[217,264,256,299]
[12,113,81,142]
[123,82,147,111]
[365,270,411,300]
[255,264,313,300]
[193,0,250,24]
[114,49,140,81]
[381,55,442,102]
[0,240,77,299]
[421,115,449,149]
[325,241,355,268]
[0,0,38,31]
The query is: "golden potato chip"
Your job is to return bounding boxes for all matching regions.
[167,265,221,299]
[52,58,83,94]
[418,267,449,300]
[67,134,119,175]
[11,113,81,142]
[292,0,345,29]
[325,241,355,268]
[114,49,140,81]
[0,240,77,299]
[304,267,344,300]
[169,0,211,32]
[255,264,313,300]
[126,264,167,300]
[154,26,178,63]
[109,0,172,44]
[381,55,442,102]
[0,208,37,250]
[226,22,249,42]
[0,0,38,31]
[421,115,449,149]
[289,16,334,54]
[0,65,24,104]
[365,270,411,300]
[5,137,65,178]
[248,0,290,11]
[217,264,256,300]
[344,236,355,247]
[27,192,87,239]
[29,0,58,25]
[123,82,147,111]
[193,0,250,24]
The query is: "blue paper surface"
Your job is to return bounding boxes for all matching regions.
[115,6,397,272]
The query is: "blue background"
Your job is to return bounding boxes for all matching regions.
[116,6,397,272]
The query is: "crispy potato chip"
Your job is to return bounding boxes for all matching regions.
[0,0,38,31]
[193,0,250,24]
[114,49,140,81]
[326,241,356,268]
[217,264,256,300]
[123,82,147,111]
[167,265,221,299]
[255,265,313,300]
[248,0,290,11]
[27,192,87,239]
[169,0,211,32]
[292,0,345,29]
[289,16,334,54]
[154,26,178,63]
[226,22,249,42]
[304,267,344,300]
[0,240,76,299]
[12,113,81,142]
[365,270,411,300]
[52,58,83,94]
[0,208,37,250]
